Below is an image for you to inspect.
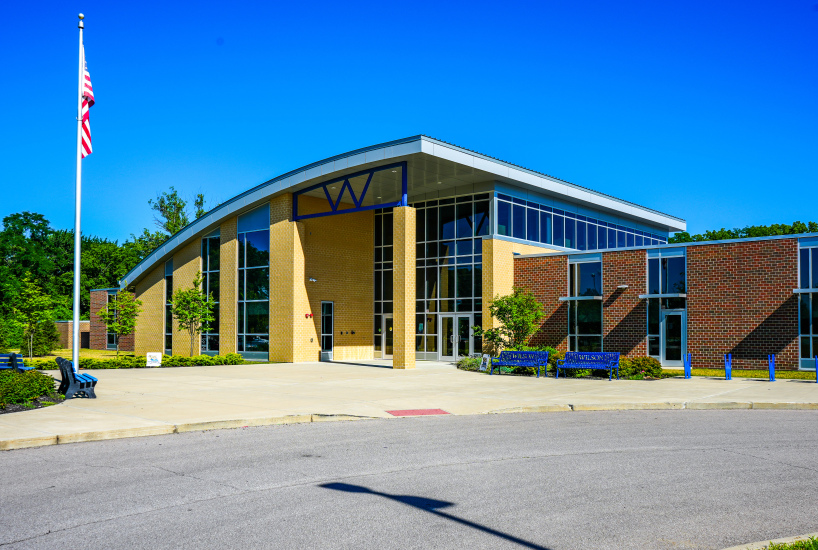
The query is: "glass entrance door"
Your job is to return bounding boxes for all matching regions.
[383,315,393,359]
[661,311,685,367]
[440,314,473,361]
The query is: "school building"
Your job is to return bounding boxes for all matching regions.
[97,136,816,370]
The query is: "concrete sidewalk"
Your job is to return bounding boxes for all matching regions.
[2,361,817,450]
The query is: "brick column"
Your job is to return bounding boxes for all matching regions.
[393,206,416,369]
[134,265,166,356]
[172,239,203,357]
[268,194,310,363]
[89,289,108,350]
[602,249,647,357]
[482,238,514,331]
[219,218,238,355]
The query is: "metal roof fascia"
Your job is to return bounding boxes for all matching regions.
[514,232,815,259]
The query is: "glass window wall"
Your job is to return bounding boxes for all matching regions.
[567,260,603,351]
[495,193,668,250]
[799,244,818,369]
[201,234,220,355]
[646,250,686,360]
[164,259,173,354]
[237,205,269,360]
[376,194,488,360]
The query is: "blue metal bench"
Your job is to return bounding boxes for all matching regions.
[0,354,34,373]
[55,357,97,399]
[490,351,549,378]
[556,352,620,381]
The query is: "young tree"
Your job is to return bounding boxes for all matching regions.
[472,287,544,354]
[14,276,53,359]
[97,291,143,358]
[170,272,214,357]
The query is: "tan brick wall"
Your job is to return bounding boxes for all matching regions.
[171,239,203,357]
[302,202,374,362]
[220,218,238,355]
[267,194,374,363]
[482,238,561,331]
[134,264,165,356]
[130,190,375,364]
[393,207,416,368]
[269,194,301,362]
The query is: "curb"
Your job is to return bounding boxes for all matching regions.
[3,402,818,451]
[686,402,752,410]
[721,531,818,550]
[487,405,572,414]
[572,402,684,411]
[485,401,818,414]
[0,413,378,451]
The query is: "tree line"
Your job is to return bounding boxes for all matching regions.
[669,221,818,243]
[0,188,209,354]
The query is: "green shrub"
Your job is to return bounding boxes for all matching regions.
[222,353,243,365]
[456,356,483,371]
[765,536,818,550]
[619,356,662,379]
[31,321,60,357]
[0,370,58,408]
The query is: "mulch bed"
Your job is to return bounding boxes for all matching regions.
[0,395,65,415]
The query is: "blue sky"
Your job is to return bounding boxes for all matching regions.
[2,1,816,242]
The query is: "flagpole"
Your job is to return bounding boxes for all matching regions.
[72,13,84,374]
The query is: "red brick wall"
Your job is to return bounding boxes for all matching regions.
[55,321,90,349]
[90,290,135,352]
[513,237,800,369]
[602,250,647,357]
[687,239,799,370]
[90,290,108,350]
[514,255,568,350]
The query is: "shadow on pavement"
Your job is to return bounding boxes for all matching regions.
[327,361,395,369]
[320,482,551,549]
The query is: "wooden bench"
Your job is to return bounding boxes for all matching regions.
[490,351,549,378]
[0,354,34,373]
[55,357,97,399]
[556,352,620,381]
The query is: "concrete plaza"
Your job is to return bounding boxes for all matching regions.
[1,361,817,450]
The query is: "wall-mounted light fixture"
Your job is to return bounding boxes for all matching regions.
[617,285,629,289]
[308,277,317,282]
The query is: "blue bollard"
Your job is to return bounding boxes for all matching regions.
[815,356,817,383]
[724,353,732,380]
[768,354,775,382]
[683,353,692,379]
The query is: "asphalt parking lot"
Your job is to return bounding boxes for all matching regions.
[3,409,817,549]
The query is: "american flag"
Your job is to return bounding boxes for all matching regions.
[81,45,94,158]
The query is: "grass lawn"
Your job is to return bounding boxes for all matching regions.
[661,368,816,380]
[17,349,136,361]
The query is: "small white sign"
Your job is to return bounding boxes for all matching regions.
[146,352,163,367]
[479,354,490,372]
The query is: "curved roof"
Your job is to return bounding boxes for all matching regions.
[120,135,686,288]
